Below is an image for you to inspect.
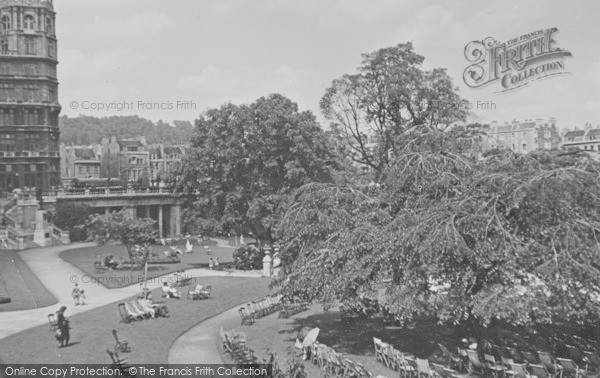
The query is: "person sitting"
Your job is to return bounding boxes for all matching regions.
[162,282,180,299]
[104,255,119,270]
[145,295,170,317]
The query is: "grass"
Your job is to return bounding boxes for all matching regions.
[60,242,236,289]
[222,306,395,377]
[0,250,57,312]
[0,275,272,364]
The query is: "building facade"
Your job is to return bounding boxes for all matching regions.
[562,123,600,151]
[60,144,101,180]
[0,0,60,192]
[486,118,562,153]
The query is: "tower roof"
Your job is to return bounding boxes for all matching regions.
[0,0,53,10]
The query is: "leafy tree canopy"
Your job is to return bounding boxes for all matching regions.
[86,210,158,269]
[320,42,469,180]
[276,129,600,328]
[175,94,337,242]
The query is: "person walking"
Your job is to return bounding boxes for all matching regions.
[55,306,70,348]
[214,257,220,271]
[208,257,214,270]
[71,283,81,306]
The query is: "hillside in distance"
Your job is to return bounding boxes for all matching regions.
[59,115,194,145]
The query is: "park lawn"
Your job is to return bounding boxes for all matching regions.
[222,306,395,378]
[0,276,272,364]
[0,250,57,312]
[60,243,235,289]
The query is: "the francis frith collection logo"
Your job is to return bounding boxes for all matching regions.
[463,27,572,92]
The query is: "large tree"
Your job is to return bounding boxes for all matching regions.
[276,129,600,327]
[175,94,337,242]
[320,43,469,181]
[86,210,158,269]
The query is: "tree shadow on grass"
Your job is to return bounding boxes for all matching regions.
[282,311,464,359]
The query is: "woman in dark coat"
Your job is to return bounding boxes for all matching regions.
[56,306,70,347]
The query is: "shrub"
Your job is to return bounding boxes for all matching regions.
[233,244,263,270]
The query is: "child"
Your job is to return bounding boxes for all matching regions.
[208,257,214,270]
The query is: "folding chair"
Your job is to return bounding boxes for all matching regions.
[238,307,254,325]
[529,364,555,378]
[416,358,435,378]
[199,285,212,299]
[373,337,386,366]
[538,351,560,375]
[466,349,486,375]
[439,343,463,372]
[112,329,131,354]
[117,303,135,323]
[565,345,588,367]
[556,358,586,378]
[508,362,531,378]
[521,350,539,365]
[583,351,600,372]
[48,313,57,331]
[484,353,504,378]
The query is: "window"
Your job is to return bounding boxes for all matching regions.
[26,65,36,76]
[48,40,55,58]
[0,39,8,54]
[78,167,83,174]
[522,143,527,151]
[24,15,35,30]
[25,37,35,55]
[0,64,8,75]
[30,164,36,172]
[1,15,10,31]
[45,17,52,34]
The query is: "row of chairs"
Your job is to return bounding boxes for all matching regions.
[117,299,156,323]
[374,337,469,378]
[220,328,259,364]
[238,295,283,325]
[279,302,310,319]
[311,341,376,378]
[340,299,379,320]
[186,284,212,300]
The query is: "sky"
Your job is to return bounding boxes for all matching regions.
[56,0,600,130]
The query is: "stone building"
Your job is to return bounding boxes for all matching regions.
[148,144,185,185]
[100,136,150,185]
[59,144,101,180]
[486,118,562,153]
[562,123,600,151]
[0,0,61,192]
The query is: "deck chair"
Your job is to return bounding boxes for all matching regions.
[466,349,486,375]
[509,362,531,378]
[566,345,588,367]
[124,301,146,320]
[131,300,153,318]
[117,303,135,323]
[416,358,435,378]
[484,354,503,377]
[538,351,560,375]
[529,364,555,378]
[507,347,525,363]
[48,313,57,331]
[439,343,463,371]
[556,358,585,378]
[238,307,254,325]
[583,351,600,371]
[500,356,516,377]
[187,285,203,300]
[106,349,133,374]
[373,337,386,366]
[199,285,212,299]
[112,329,131,354]
[521,350,539,365]
[355,362,373,378]
[136,300,157,318]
